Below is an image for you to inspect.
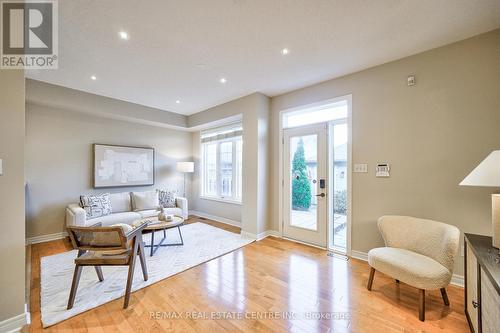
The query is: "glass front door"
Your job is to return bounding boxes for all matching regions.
[283,123,327,247]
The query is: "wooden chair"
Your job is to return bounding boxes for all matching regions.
[66,222,148,309]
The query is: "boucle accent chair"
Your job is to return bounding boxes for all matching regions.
[367,215,460,321]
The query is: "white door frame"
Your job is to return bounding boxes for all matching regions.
[278,94,352,254]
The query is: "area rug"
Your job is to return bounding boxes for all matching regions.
[40,222,253,327]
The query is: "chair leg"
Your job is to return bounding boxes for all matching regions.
[440,288,450,306]
[367,267,375,291]
[419,289,425,321]
[67,265,82,309]
[124,238,139,309]
[138,240,148,281]
[95,266,104,282]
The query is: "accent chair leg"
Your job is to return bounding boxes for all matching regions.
[440,288,450,306]
[124,238,139,309]
[419,289,425,321]
[67,265,82,309]
[95,266,104,282]
[367,267,375,291]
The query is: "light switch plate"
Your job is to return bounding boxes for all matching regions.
[354,163,368,173]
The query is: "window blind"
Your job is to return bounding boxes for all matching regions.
[200,122,243,143]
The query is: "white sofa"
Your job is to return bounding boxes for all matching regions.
[66,191,188,227]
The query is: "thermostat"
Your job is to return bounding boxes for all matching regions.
[376,163,390,177]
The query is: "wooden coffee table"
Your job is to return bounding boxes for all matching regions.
[132,216,184,256]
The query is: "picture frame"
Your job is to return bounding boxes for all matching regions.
[93,144,155,188]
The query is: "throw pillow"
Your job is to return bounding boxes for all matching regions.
[158,189,177,208]
[131,191,159,211]
[80,193,112,219]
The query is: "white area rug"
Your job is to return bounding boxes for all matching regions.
[40,222,253,327]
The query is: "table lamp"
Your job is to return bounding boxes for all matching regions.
[176,161,194,197]
[460,150,500,248]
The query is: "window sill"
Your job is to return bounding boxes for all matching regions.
[199,196,242,205]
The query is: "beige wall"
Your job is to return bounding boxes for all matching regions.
[270,29,500,275]
[25,103,192,238]
[0,70,26,321]
[26,79,188,129]
[188,93,270,235]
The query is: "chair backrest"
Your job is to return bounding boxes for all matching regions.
[67,225,129,251]
[377,215,460,272]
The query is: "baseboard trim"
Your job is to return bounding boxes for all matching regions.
[0,307,29,333]
[26,232,68,245]
[350,250,368,262]
[240,230,280,241]
[189,210,241,228]
[450,274,464,287]
[349,250,464,287]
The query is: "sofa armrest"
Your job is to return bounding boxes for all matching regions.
[66,204,87,227]
[175,197,188,219]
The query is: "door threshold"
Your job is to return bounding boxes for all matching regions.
[327,251,349,260]
[281,236,327,250]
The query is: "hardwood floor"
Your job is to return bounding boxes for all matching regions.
[27,216,470,332]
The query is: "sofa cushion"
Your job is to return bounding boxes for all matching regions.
[138,209,160,218]
[89,212,141,227]
[80,193,112,219]
[368,247,451,290]
[109,192,131,213]
[158,189,177,208]
[131,191,159,211]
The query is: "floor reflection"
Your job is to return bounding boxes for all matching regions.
[204,250,246,311]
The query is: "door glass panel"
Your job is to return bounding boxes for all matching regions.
[332,123,348,251]
[290,134,317,230]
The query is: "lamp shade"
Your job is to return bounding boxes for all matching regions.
[176,161,194,173]
[460,151,500,187]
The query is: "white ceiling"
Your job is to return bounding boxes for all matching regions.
[26,0,500,115]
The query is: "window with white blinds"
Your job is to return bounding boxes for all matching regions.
[200,123,243,203]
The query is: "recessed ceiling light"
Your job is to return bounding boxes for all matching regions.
[281,48,290,55]
[119,31,129,40]
[90,75,97,80]
[176,100,181,104]
[219,77,227,84]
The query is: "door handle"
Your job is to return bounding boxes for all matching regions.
[315,193,326,198]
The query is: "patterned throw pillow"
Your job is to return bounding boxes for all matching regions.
[80,193,112,219]
[157,189,177,208]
